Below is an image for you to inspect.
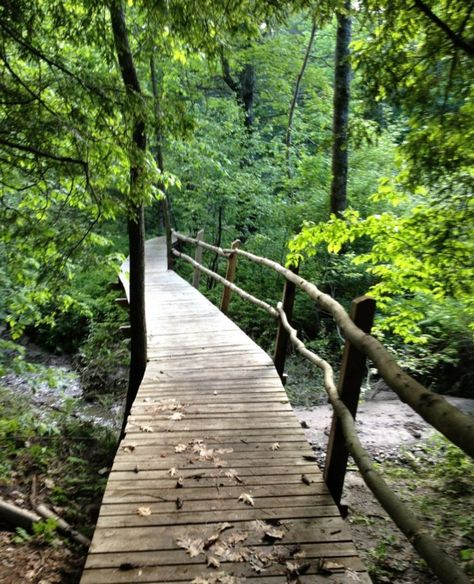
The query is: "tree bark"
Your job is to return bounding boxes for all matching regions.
[221,51,255,132]
[286,19,317,179]
[330,1,352,218]
[109,0,147,432]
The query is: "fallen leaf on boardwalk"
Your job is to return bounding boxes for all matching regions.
[203,522,233,550]
[286,560,311,580]
[301,473,312,485]
[226,531,248,546]
[176,477,184,488]
[263,525,285,541]
[238,493,255,506]
[169,412,184,421]
[316,558,347,575]
[191,573,238,584]
[168,467,177,477]
[253,520,284,541]
[176,535,204,558]
[176,497,183,509]
[175,443,187,453]
[121,445,136,453]
[136,506,152,516]
[207,555,220,569]
[225,469,244,483]
[119,562,139,571]
[139,425,153,433]
[216,448,233,455]
[346,568,362,581]
[198,447,214,460]
[271,442,280,451]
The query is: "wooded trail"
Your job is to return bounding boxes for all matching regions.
[80,237,370,583]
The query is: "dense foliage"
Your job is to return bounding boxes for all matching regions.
[0,1,472,396]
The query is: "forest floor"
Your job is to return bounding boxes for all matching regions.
[295,393,474,584]
[0,350,473,583]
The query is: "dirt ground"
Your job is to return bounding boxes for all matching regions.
[295,392,474,584]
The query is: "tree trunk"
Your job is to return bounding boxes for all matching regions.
[221,52,255,132]
[330,1,352,218]
[109,0,147,432]
[286,19,317,179]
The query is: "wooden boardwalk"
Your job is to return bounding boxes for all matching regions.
[80,238,370,584]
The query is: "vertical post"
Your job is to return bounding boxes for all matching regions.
[273,265,299,381]
[220,240,241,314]
[324,295,376,509]
[163,196,174,270]
[192,229,204,289]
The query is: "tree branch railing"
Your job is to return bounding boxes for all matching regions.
[171,228,472,584]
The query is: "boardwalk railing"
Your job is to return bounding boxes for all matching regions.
[171,228,473,584]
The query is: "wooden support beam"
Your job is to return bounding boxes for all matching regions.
[324,295,376,507]
[119,325,132,338]
[220,240,241,314]
[115,297,129,309]
[108,279,123,291]
[273,265,298,380]
[192,229,204,289]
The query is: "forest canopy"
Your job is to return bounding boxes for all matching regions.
[0,0,473,395]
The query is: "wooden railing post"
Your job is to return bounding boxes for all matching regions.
[324,295,376,508]
[273,265,299,382]
[192,229,204,289]
[220,239,241,314]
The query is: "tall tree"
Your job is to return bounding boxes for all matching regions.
[109,0,147,430]
[330,0,352,217]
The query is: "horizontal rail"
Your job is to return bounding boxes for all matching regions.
[223,248,474,459]
[276,303,470,584]
[173,230,229,257]
[172,249,278,318]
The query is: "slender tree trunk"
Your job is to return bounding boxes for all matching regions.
[286,19,317,179]
[330,1,352,218]
[150,53,173,269]
[109,0,147,433]
[221,51,255,132]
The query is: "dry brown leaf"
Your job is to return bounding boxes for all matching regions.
[238,493,255,506]
[225,469,244,483]
[301,473,312,485]
[215,448,233,455]
[207,555,220,569]
[263,525,285,541]
[175,443,187,453]
[136,506,152,517]
[169,412,184,421]
[322,560,345,572]
[121,444,136,453]
[203,522,233,550]
[139,425,153,433]
[271,442,280,451]
[191,573,238,584]
[176,535,204,558]
[198,447,214,460]
[168,467,177,477]
[176,477,184,488]
[226,531,248,546]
